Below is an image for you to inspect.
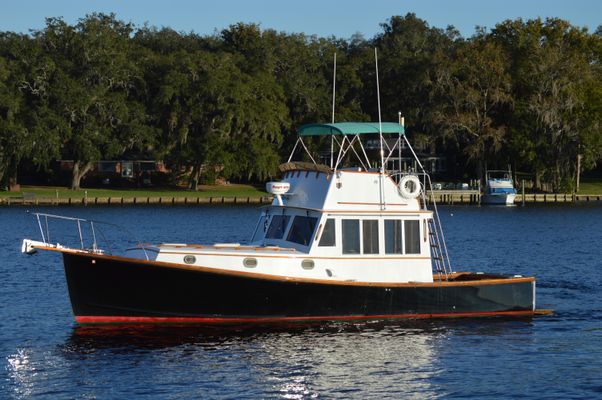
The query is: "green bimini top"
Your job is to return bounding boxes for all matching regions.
[298,122,405,136]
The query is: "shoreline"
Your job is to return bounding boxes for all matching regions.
[0,195,273,206]
[1,192,600,206]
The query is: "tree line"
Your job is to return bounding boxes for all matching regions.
[1,13,601,191]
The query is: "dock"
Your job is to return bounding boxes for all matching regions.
[1,192,601,206]
[426,191,602,204]
[0,196,273,206]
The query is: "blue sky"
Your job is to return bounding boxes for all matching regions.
[1,0,600,38]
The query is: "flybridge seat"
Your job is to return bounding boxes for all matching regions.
[279,161,332,174]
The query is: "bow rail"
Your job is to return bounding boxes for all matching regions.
[22,212,151,260]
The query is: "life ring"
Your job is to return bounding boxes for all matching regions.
[399,175,421,199]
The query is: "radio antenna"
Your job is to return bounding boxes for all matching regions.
[330,52,337,168]
[375,48,386,209]
[331,52,336,124]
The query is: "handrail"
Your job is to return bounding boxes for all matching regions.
[28,212,150,260]
[399,136,453,278]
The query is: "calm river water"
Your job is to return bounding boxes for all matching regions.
[1,204,602,399]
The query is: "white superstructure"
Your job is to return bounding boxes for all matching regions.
[150,122,452,284]
[154,167,435,283]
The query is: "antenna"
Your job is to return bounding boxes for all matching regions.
[375,48,386,209]
[375,48,384,169]
[398,111,403,178]
[331,52,336,124]
[330,52,336,168]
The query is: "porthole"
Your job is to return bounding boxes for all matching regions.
[183,255,196,264]
[243,258,258,268]
[301,259,315,270]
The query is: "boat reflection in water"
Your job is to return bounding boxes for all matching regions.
[66,322,442,397]
[62,319,535,398]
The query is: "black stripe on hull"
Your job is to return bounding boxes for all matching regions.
[62,252,535,323]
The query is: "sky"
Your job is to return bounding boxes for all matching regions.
[1,0,600,39]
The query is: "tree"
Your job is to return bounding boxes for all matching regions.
[434,32,512,182]
[493,18,601,190]
[0,32,61,190]
[37,14,153,189]
[370,14,457,131]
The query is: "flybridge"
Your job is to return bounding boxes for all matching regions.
[269,117,454,279]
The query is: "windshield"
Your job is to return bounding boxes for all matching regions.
[265,215,291,239]
[286,216,318,246]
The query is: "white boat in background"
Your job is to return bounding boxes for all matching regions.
[482,169,517,205]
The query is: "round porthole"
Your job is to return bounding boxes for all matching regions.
[183,255,196,264]
[301,259,315,270]
[243,258,258,268]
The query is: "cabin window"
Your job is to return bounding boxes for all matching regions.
[266,215,291,239]
[385,220,403,254]
[287,216,318,245]
[342,219,360,254]
[318,218,336,246]
[405,220,421,254]
[362,220,379,254]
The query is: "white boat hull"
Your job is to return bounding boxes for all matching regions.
[482,193,516,205]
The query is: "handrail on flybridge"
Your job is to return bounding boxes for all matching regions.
[27,212,151,261]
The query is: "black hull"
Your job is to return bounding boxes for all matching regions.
[61,252,536,324]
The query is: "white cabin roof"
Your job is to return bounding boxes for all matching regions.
[276,167,423,213]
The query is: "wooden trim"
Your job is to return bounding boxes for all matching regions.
[323,210,432,214]
[35,244,535,288]
[337,202,407,206]
[338,169,381,175]
[157,250,430,260]
[158,244,298,252]
[260,204,431,215]
[75,309,547,325]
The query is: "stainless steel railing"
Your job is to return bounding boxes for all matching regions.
[29,212,151,260]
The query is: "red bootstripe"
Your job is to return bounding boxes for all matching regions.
[75,310,538,324]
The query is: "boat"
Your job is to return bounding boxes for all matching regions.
[482,169,517,205]
[21,121,548,325]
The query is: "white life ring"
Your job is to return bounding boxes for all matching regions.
[399,175,422,199]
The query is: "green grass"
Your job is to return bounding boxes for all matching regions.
[577,178,602,195]
[3,178,600,198]
[0,184,268,199]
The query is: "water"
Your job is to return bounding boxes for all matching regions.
[1,204,602,399]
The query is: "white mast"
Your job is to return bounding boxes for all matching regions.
[330,52,337,169]
[398,112,403,178]
[375,48,386,209]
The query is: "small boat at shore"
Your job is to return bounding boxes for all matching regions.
[482,169,517,205]
[22,121,549,325]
